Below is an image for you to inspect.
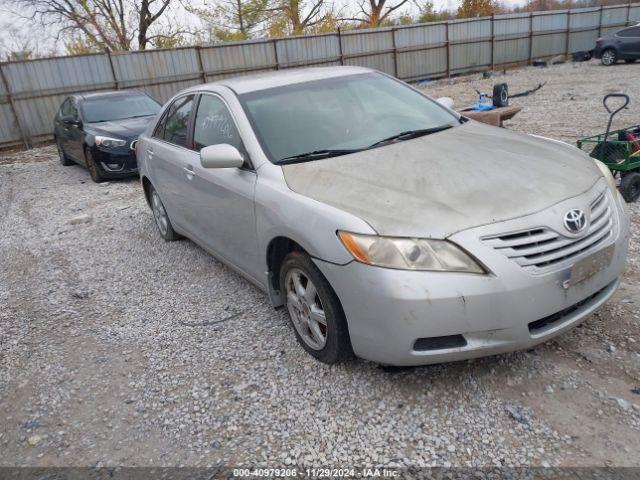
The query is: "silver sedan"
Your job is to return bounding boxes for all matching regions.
[136,67,630,366]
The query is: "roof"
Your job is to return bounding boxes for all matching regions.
[215,66,374,94]
[77,90,146,100]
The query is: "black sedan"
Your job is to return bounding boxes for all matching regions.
[593,24,640,66]
[54,90,161,182]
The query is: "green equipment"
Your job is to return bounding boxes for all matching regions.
[577,93,640,202]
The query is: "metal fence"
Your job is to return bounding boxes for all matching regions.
[1,2,639,149]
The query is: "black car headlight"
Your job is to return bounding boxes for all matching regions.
[95,136,126,148]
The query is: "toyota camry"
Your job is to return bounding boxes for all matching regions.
[136,67,630,366]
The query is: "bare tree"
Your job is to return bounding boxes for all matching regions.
[188,0,273,41]
[8,0,187,51]
[267,0,328,36]
[345,0,411,28]
[137,0,171,49]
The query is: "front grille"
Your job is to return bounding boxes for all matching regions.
[528,282,612,334]
[483,191,614,272]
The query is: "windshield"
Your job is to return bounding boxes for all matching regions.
[240,73,458,164]
[82,94,161,123]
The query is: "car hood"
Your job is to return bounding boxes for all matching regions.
[281,121,602,238]
[86,116,156,139]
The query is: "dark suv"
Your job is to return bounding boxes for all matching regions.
[593,24,640,66]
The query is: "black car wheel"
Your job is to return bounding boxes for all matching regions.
[84,149,104,183]
[56,139,73,166]
[601,49,617,66]
[280,251,353,364]
[620,172,640,203]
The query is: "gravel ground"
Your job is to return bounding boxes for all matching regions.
[1,60,640,470]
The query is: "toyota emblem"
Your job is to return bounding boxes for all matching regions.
[564,209,587,233]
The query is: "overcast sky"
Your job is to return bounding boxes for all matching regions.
[0,0,528,58]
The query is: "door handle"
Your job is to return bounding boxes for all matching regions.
[183,165,195,179]
[147,148,154,159]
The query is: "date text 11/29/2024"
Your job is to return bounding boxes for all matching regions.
[233,467,400,477]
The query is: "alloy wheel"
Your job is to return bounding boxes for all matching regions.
[602,50,616,66]
[285,268,327,350]
[151,189,169,236]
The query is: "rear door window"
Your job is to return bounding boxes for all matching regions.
[154,95,195,148]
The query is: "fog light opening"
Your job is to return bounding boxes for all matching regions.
[413,335,467,351]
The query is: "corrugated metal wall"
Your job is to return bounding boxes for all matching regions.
[1,2,638,148]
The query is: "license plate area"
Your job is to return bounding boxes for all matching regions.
[563,244,615,289]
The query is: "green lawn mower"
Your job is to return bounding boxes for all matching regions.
[577,93,640,202]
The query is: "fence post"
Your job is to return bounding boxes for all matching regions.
[445,21,450,78]
[0,63,29,149]
[598,5,603,37]
[196,46,206,83]
[528,12,533,65]
[391,27,399,78]
[106,51,119,90]
[337,28,344,65]
[627,1,632,26]
[565,9,571,57]
[272,39,280,70]
[490,14,495,72]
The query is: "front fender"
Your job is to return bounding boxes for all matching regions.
[255,163,376,268]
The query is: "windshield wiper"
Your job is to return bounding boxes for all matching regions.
[368,125,453,148]
[278,148,363,164]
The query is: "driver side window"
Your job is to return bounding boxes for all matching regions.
[61,98,78,118]
[193,95,243,153]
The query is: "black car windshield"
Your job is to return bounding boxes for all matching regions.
[239,73,458,164]
[82,94,161,123]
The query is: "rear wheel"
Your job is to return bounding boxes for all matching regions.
[150,185,181,241]
[620,172,640,202]
[280,251,353,364]
[601,49,617,66]
[85,149,104,183]
[56,139,73,166]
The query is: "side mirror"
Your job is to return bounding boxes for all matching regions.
[436,97,455,109]
[200,144,244,169]
[62,116,81,127]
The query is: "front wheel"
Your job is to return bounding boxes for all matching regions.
[601,49,617,66]
[620,172,640,202]
[280,251,353,364]
[85,149,104,183]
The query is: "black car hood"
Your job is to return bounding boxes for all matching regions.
[86,116,155,139]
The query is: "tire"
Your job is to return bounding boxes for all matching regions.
[84,148,104,183]
[56,139,73,166]
[620,171,640,202]
[149,184,181,241]
[624,59,637,64]
[280,251,353,364]
[601,49,617,66]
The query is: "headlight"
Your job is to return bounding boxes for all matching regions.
[95,136,126,148]
[338,231,485,273]
[595,159,617,194]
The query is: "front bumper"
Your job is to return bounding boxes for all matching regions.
[315,186,630,366]
[89,145,138,178]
